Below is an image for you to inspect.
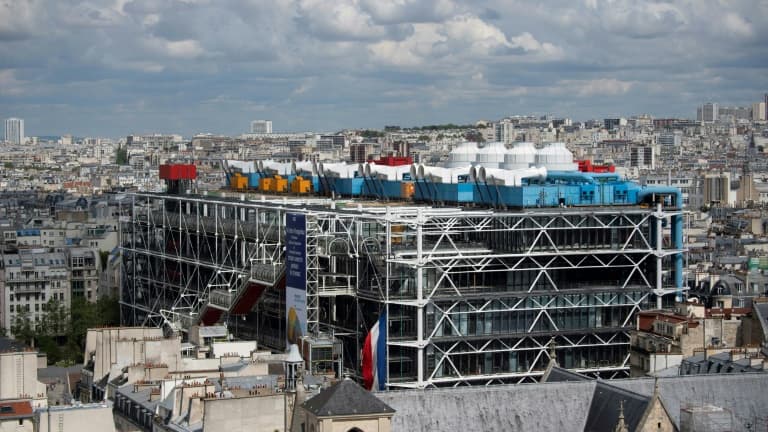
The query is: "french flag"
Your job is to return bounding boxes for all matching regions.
[362,311,387,391]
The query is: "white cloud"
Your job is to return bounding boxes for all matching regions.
[142,14,160,26]
[370,14,562,67]
[369,23,442,66]
[359,0,457,24]
[297,0,410,41]
[139,37,205,59]
[0,0,42,40]
[292,80,314,96]
[509,32,563,57]
[598,1,687,38]
[60,2,126,27]
[0,70,27,95]
[440,14,511,55]
[558,78,635,97]
[164,39,205,59]
[0,0,766,135]
[721,13,754,39]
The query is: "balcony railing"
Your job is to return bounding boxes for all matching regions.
[250,262,283,285]
[208,289,234,310]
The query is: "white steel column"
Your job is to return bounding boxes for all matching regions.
[655,202,663,309]
[416,208,425,388]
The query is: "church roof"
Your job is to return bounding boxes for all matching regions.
[584,381,650,432]
[302,378,395,418]
[380,374,762,431]
[541,364,592,383]
[541,363,661,431]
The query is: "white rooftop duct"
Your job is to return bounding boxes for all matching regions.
[259,160,292,176]
[319,162,358,178]
[365,163,411,181]
[469,166,480,183]
[292,161,317,176]
[479,166,547,186]
[227,160,255,173]
[417,164,472,183]
[409,164,419,181]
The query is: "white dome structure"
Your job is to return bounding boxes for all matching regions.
[535,142,578,171]
[502,142,537,170]
[445,142,479,168]
[475,142,509,169]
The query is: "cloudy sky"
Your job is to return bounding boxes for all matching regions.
[1,0,767,137]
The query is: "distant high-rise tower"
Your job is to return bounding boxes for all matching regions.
[752,102,766,121]
[764,93,768,117]
[494,120,514,144]
[701,103,718,123]
[250,120,272,134]
[630,145,655,169]
[4,117,24,144]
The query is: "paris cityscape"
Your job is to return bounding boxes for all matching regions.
[2,1,768,431]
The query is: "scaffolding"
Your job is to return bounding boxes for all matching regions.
[121,192,685,389]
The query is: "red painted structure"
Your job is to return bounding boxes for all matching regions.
[159,164,197,180]
[368,156,413,166]
[199,275,284,325]
[577,160,615,173]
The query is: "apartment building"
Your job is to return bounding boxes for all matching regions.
[0,250,70,336]
[69,248,100,301]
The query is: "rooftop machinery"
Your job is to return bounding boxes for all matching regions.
[222,155,680,210]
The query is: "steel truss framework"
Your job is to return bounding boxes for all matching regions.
[121,193,685,389]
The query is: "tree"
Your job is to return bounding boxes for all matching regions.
[99,250,110,271]
[39,299,69,337]
[66,298,98,363]
[63,296,119,363]
[96,296,120,326]
[360,130,385,139]
[10,308,35,347]
[464,131,485,143]
[7,296,121,365]
[115,146,129,165]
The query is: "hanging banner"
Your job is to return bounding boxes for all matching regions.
[285,213,307,348]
